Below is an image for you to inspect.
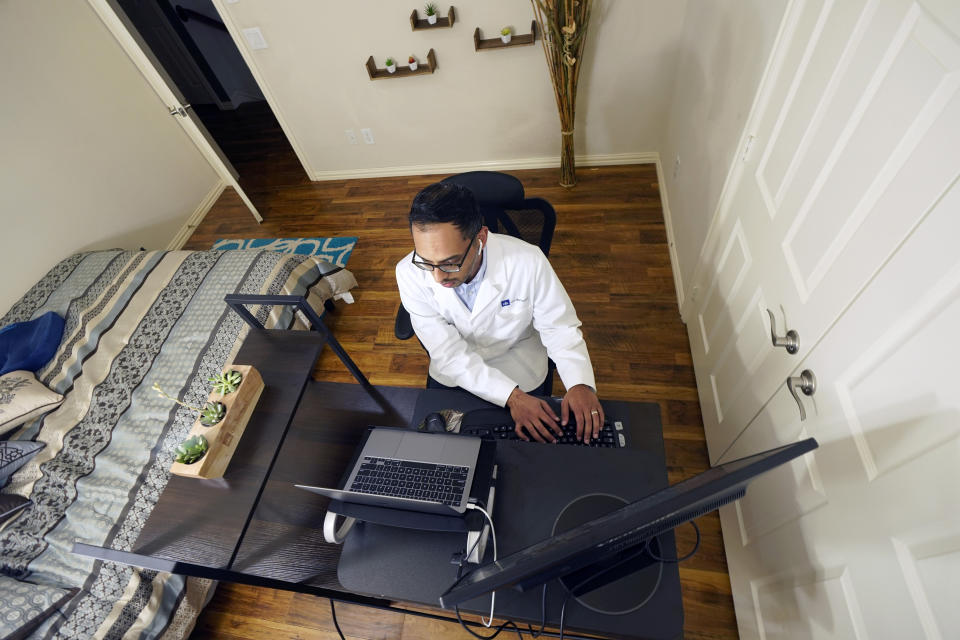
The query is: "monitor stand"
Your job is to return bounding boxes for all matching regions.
[551,493,664,616]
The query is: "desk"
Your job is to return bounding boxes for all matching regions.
[74,333,683,639]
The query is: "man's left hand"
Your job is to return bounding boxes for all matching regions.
[561,384,604,443]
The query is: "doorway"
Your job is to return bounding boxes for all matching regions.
[113,0,308,218]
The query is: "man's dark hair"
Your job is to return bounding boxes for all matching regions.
[408,182,482,239]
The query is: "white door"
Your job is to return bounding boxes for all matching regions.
[87,0,263,222]
[686,0,960,463]
[717,170,960,638]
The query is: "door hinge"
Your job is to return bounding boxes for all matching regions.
[741,135,756,163]
[169,104,192,118]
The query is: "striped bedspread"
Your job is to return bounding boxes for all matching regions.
[0,249,357,639]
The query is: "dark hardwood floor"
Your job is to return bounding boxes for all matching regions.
[183,165,739,640]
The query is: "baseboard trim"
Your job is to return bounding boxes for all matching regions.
[652,154,685,314]
[167,180,226,250]
[310,152,660,181]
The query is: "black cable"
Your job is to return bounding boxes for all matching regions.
[329,599,346,640]
[454,605,525,640]
[646,521,701,563]
[453,517,525,640]
[524,585,548,637]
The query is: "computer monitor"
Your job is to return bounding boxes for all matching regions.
[439,437,818,609]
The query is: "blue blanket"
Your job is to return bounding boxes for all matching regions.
[0,311,64,376]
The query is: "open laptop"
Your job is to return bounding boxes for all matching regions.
[296,427,482,515]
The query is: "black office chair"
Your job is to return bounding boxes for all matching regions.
[395,171,559,393]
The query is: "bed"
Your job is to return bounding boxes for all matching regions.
[0,248,357,639]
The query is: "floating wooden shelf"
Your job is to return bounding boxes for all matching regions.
[366,49,438,80]
[410,6,455,30]
[170,364,264,479]
[474,21,538,51]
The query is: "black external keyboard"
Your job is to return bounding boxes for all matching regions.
[349,456,469,505]
[461,419,627,448]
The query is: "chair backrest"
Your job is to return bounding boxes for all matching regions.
[441,171,557,257]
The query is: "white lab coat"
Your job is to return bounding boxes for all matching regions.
[395,232,596,406]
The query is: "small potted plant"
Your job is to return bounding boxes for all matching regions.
[199,401,226,427]
[152,382,225,427]
[175,434,209,465]
[210,370,243,395]
[425,2,438,25]
[408,55,418,71]
[385,57,397,74]
[500,26,512,44]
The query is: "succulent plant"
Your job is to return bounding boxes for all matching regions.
[174,434,209,465]
[408,55,416,64]
[385,57,395,66]
[501,26,511,36]
[199,401,226,427]
[210,370,243,395]
[424,2,438,16]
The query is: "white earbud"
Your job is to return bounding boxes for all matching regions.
[478,238,483,254]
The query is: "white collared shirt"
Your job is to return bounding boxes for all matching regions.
[453,246,487,311]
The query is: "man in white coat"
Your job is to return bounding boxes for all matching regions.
[396,182,605,444]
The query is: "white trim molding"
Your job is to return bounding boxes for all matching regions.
[167,179,226,250]
[309,152,660,181]
[653,154,685,312]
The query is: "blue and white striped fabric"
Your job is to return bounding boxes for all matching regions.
[0,249,357,639]
[213,237,357,266]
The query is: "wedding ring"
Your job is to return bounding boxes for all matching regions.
[590,410,599,415]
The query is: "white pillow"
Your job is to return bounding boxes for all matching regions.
[0,371,63,435]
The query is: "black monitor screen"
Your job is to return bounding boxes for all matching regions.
[439,438,818,608]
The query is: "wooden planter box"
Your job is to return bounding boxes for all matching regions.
[170,364,264,479]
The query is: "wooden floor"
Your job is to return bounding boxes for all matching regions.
[183,165,739,640]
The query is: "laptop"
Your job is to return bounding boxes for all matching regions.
[296,427,482,515]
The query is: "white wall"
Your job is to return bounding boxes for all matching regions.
[0,0,221,314]
[660,0,789,306]
[213,0,688,177]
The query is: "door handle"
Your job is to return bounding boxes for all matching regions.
[169,103,192,118]
[767,309,800,354]
[787,370,816,421]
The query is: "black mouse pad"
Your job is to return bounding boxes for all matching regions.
[338,441,683,640]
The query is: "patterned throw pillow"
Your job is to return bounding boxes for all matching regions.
[0,576,77,640]
[0,441,45,487]
[0,371,63,436]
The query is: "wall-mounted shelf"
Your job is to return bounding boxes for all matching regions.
[410,6,455,30]
[366,49,438,80]
[474,21,538,51]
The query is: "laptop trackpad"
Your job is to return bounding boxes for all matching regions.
[396,433,445,461]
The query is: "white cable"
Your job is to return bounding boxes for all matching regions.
[466,503,497,627]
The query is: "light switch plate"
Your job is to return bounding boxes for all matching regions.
[361,128,375,144]
[242,27,268,50]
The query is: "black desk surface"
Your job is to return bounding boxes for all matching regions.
[237,382,683,640]
[230,382,416,585]
[338,389,684,640]
[132,330,326,567]
[87,347,684,640]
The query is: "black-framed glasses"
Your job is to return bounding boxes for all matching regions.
[412,235,477,273]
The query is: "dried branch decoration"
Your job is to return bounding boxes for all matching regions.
[532,0,593,187]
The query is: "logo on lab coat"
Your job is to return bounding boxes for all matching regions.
[501,300,510,307]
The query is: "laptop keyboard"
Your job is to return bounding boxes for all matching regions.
[461,419,627,447]
[349,456,469,506]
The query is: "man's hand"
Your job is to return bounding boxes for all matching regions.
[506,387,562,443]
[561,384,604,443]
